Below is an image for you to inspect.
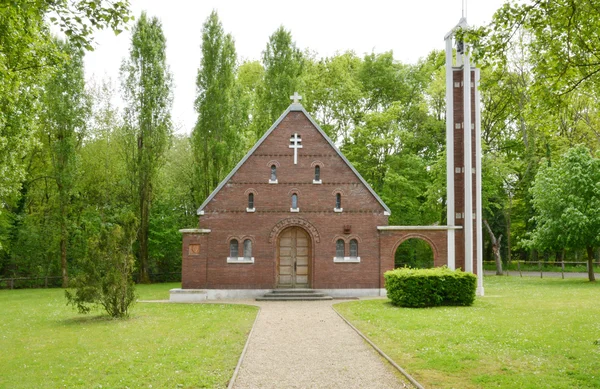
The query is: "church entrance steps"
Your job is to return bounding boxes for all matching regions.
[256,289,333,301]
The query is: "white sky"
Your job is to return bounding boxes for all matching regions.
[84,0,506,134]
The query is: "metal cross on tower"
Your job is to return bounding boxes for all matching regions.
[290,92,302,104]
[289,133,302,164]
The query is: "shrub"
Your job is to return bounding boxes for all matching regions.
[384,266,476,308]
[65,212,137,318]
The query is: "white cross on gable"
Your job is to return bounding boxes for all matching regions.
[290,92,302,104]
[289,133,302,165]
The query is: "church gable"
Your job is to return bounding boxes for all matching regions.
[197,102,390,215]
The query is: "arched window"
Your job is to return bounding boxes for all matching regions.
[350,239,358,258]
[270,165,277,182]
[243,239,252,259]
[248,193,254,209]
[229,239,239,258]
[336,239,345,258]
[336,193,342,209]
[291,193,298,210]
[314,165,320,181]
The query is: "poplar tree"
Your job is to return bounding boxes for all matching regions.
[40,40,90,287]
[254,26,303,139]
[121,12,173,283]
[192,11,239,204]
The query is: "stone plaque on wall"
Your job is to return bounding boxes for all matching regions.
[189,244,200,255]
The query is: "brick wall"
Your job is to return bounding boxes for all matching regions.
[453,68,479,273]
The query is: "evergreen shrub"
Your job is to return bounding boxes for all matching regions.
[384,266,476,307]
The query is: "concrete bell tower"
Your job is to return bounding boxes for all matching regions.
[444,17,484,296]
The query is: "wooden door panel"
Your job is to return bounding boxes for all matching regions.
[278,227,311,288]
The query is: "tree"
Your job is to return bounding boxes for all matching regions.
[254,26,303,139]
[192,11,239,204]
[477,0,600,97]
[0,0,132,210]
[120,12,173,283]
[65,211,137,318]
[526,146,600,281]
[40,39,90,287]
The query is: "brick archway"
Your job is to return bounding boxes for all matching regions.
[378,226,460,288]
[390,233,440,267]
[268,217,321,244]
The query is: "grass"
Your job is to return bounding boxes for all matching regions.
[0,283,258,389]
[335,276,600,389]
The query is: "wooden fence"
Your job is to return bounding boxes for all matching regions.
[483,260,600,278]
[0,272,181,289]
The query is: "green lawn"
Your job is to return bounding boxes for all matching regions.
[0,283,258,388]
[335,276,600,389]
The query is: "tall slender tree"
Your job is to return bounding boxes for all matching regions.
[192,11,239,204]
[40,40,90,287]
[120,12,173,283]
[254,26,303,139]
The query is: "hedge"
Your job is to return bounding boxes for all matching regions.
[384,266,476,308]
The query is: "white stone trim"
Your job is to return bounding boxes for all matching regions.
[169,288,387,301]
[312,179,322,184]
[290,208,299,213]
[179,228,211,234]
[384,211,391,216]
[227,257,255,264]
[333,208,343,213]
[246,207,255,213]
[268,179,278,184]
[333,256,360,263]
[377,225,462,231]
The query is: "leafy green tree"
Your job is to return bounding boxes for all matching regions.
[120,12,173,283]
[40,40,90,287]
[526,146,600,281]
[254,26,303,139]
[301,52,364,142]
[477,0,600,97]
[192,11,239,204]
[0,0,132,211]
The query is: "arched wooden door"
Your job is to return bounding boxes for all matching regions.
[277,227,311,288]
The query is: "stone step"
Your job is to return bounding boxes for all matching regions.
[271,288,317,294]
[256,295,333,301]
[262,292,328,298]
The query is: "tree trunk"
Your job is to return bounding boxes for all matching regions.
[484,219,503,275]
[61,232,68,288]
[586,246,596,282]
[138,180,151,284]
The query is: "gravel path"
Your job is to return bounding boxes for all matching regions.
[232,300,408,389]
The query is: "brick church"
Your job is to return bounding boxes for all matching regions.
[171,19,484,301]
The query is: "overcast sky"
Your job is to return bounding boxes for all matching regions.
[84,0,506,133]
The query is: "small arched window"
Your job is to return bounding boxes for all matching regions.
[243,239,252,259]
[248,193,254,209]
[229,239,239,258]
[336,239,345,258]
[350,239,358,258]
[336,193,342,209]
[314,165,320,181]
[291,193,298,210]
[270,165,277,182]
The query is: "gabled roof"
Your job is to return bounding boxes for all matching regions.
[197,102,391,215]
